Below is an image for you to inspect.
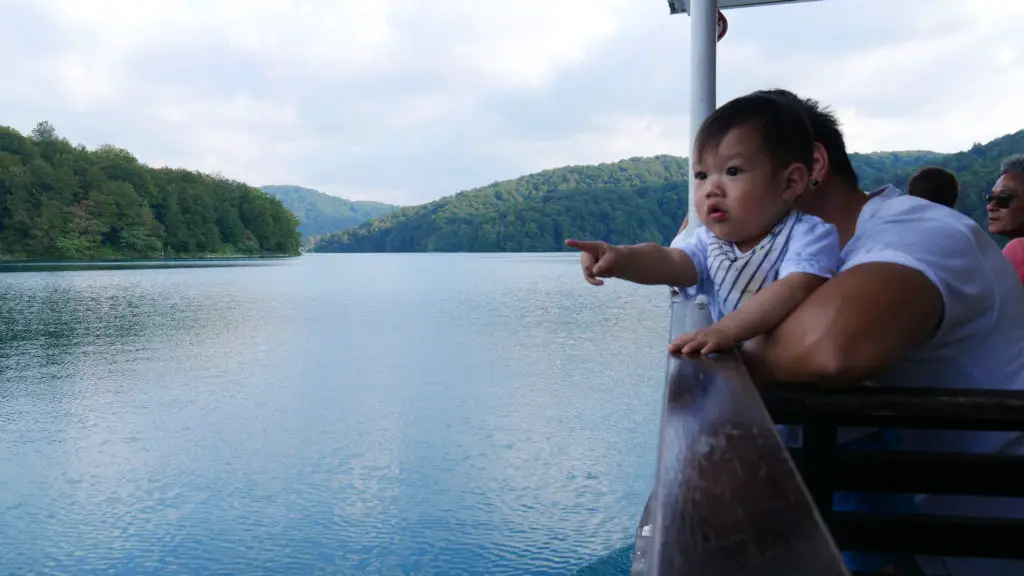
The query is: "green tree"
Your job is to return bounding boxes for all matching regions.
[0,123,300,260]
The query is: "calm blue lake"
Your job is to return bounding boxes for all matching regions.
[0,253,671,575]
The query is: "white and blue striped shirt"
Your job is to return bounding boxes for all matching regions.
[670,211,841,321]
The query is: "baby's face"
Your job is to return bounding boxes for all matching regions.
[692,124,802,252]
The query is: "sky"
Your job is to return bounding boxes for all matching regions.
[1,0,1021,206]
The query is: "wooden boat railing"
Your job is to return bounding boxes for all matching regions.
[643,348,850,576]
[639,297,1024,574]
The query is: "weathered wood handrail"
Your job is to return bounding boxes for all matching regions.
[646,350,849,576]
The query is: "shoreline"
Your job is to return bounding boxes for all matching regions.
[0,254,302,265]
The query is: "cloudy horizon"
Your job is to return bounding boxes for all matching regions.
[1,0,1020,205]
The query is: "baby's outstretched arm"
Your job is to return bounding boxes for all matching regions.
[564,239,698,288]
[670,272,827,355]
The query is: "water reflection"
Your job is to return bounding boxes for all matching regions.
[0,254,665,575]
[573,545,634,575]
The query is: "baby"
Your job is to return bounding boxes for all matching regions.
[566,93,841,354]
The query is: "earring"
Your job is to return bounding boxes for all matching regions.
[810,178,820,187]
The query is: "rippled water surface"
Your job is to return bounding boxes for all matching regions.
[0,254,670,575]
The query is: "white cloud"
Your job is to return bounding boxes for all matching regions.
[481,114,692,174]
[0,0,1021,205]
[433,0,637,89]
[782,0,1024,152]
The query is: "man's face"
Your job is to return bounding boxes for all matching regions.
[987,172,1024,238]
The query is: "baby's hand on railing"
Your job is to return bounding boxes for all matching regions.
[669,324,738,355]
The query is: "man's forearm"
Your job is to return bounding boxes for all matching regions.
[741,331,845,386]
[741,263,943,387]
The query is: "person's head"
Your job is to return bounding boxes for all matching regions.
[691,93,813,249]
[988,155,1024,238]
[908,167,959,209]
[751,89,859,193]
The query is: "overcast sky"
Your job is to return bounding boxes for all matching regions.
[1,0,1020,205]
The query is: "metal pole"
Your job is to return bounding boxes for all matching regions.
[681,0,717,243]
[670,0,717,338]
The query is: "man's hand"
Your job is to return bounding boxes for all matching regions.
[564,239,622,286]
[669,324,739,355]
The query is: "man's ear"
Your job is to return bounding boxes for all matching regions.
[782,163,810,202]
[810,142,829,186]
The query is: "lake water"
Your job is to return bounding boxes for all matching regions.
[0,254,672,575]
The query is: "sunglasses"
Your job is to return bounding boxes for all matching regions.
[985,193,1018,210]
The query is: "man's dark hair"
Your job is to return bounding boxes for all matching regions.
[751,89,860,187]
[908,167,959,209]
[693,92,814,172]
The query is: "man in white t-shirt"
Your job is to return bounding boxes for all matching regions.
[721,89,1024,576]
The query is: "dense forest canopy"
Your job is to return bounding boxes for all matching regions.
[312,131,1024,253]
[313,156,690,252]
[261,185,396,237]
[0,121,301,261]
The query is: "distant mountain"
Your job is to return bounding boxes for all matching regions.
[261,185,397,237]
[311,135,1020,253]
[313,156,690,252]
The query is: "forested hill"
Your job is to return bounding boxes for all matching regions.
[0,122,301,261]
[261,185,396,237]
[312,132,1022,253]
[313,155,690,252]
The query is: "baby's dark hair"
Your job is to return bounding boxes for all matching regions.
[693,93,814,171]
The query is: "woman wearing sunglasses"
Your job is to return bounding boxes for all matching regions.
[987,155,1024,284]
